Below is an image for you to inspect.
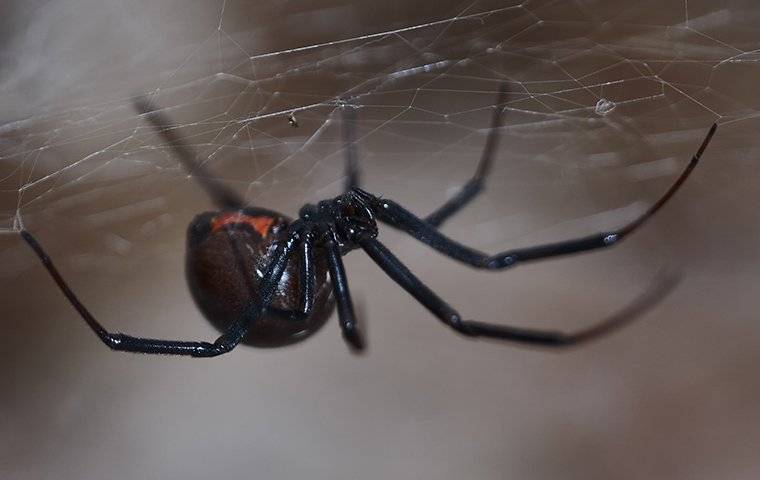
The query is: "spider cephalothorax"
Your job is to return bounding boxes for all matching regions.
[301,190,379,247]
[18,85,717,358]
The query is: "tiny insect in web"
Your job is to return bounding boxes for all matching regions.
[19,85,717,357]
[287,112,298,127]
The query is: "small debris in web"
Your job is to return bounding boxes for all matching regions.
[595,98,616,116]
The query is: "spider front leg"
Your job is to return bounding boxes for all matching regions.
[341,101,361,192]
[359,237,678,347]
[363,123,716,269]
[424,82,509,228]
[20,229,300,357]
[324,231,365,351]
[338,83,508,227]
[297,229,317,317]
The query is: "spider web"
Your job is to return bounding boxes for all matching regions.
[0,0,757,276]
[5,4,760,480]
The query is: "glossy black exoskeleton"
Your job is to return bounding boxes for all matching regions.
[17,86,717,358]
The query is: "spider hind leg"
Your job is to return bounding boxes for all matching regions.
[359,236,679,348]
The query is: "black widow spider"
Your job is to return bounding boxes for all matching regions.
[19,85,717,357]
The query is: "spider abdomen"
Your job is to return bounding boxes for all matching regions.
[185,210,333,347]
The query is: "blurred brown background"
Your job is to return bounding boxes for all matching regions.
[2,1,760,479]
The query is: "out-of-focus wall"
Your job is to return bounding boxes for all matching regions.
[2,1,759,479]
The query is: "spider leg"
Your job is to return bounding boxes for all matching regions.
[341,101,361,192]
[363,123,716,269]
[133,98,245,210]
[20,229,299,357]
[424,83,509,228]
[325,230,365,351]
[215,231,302,348]
[359,237,677,347]
[298,229,317,317]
